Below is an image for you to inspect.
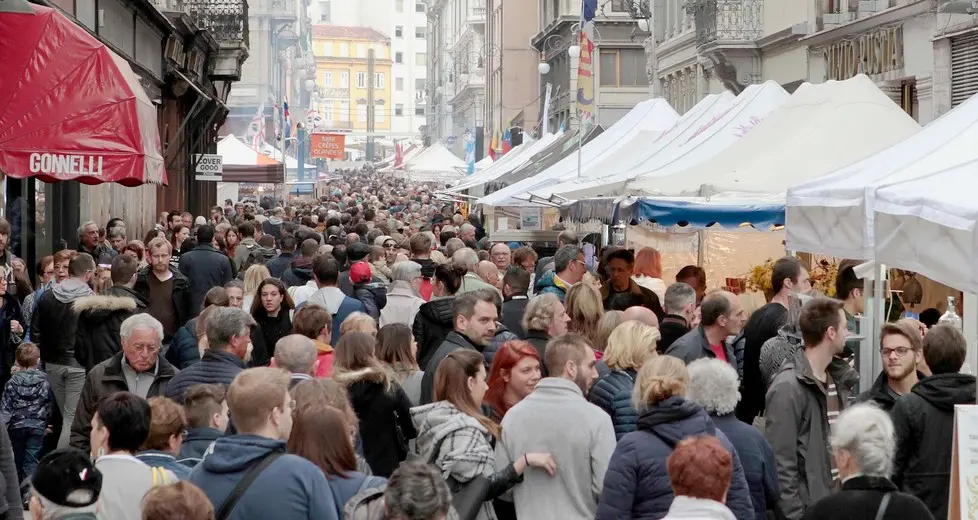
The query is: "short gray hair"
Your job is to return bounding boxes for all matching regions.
[452,248,479,271]
[460,222,475,234]
[206,307,255,350]
[664,282,697,315]
[107,226,127,240]
[523,293,562,332]
[391,261,422,282]
[274,335,318,373]
[77,220,98,237]
[120,314,163,343]
[553,245,582,272]
[686,358,740,415]
[830,403,895,477]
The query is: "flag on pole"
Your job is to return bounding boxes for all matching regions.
[502,129,512,154]
[394,141,404,169]
[488,130,499,161]
[465,131,475,175]
[246,102,266,150]
[577,0,597,132]
[283,99,292,145]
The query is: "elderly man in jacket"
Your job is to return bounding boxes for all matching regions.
[70,314,177,454]
[765,298,858,520]
[665,291,745,366]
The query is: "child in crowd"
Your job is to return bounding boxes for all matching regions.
[350,261,387,320]
[0,343,52,483]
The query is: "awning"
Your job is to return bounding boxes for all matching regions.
[217,135,285,183]
[0,3,166,186]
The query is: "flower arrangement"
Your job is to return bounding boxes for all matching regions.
[745,257,840,299]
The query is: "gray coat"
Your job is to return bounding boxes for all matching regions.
[764,349,858,519]
[664,326,736,368]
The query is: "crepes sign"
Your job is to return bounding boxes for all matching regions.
[309,133,345,160]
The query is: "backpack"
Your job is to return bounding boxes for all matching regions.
[327,475,387,518]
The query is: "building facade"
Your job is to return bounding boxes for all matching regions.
[312,25,394,134]
[485,0,540,145]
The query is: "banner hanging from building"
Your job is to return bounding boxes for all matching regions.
[576,22,596,132]
[309,133,346,159]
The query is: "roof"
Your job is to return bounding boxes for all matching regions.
[312,25,390,41]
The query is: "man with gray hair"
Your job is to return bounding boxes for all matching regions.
[535,245,586,302]
[687,358,780,519]
[273,335,318,389]
[535,229,580,278]
[380,261,425,327]
[659,282,697,353]
[77,220,115,261]
[69,313,177,453]
[454,248,497,295]
[165,307,258,404]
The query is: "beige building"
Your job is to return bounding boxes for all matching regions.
[485,1,540,140]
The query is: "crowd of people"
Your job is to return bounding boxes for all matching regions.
[0,169,966,520]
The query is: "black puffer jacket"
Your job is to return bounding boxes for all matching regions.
[658,314,690,354]
[588,369,638,440]
[165,349,246,404]
[281,256,314,288]
[73,286,147,372]
[133,266,192,341]
[413,297,455,369]
[892,373,976,519]
[419,331,483,405]
[354,283,387,320]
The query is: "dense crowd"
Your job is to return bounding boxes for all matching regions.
[0,168,967,520]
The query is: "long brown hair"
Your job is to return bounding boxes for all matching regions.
[333,332,391,389]
[291,379,358,433]
[287,406,357,478]
[376,323,418,371]
[434,350,500,438]
[250,278,295,317]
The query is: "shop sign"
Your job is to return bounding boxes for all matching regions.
[824,27,904,81]
[194,154,223,181]
[28,153,103,176]
[309,133,345,159]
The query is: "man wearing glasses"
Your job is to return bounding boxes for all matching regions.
[68,314,178,454]
[853,320,928,412]
[535,245,587,303]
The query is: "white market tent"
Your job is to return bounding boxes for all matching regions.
[403,142,467,175]
[260,143,317,172]
[540,81,791,201]
[476,98,680,206]
[475,155,494,169]
[785,82,978,260]
[445,134,556,193]
[218,135,279,166]
[626,75,920,200]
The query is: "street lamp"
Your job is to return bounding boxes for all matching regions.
[537,61,551,75]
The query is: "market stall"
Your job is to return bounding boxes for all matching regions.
[442,134,552,196]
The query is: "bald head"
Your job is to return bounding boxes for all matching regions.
[347,233,359,245]
[700,290,746,335]
[623,306,659,329]
[476,260,499,286]
[274,334,318,375]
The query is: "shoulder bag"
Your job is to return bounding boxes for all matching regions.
[215,452,284,520]
[427,433,491,520]
[874,492,892,520]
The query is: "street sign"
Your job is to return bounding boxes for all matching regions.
[194,154,223,181]
[309,133,345,160]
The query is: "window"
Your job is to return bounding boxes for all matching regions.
[415,52,426,66]
[318,0,331,22]
[415,1,424,12]
[322,101,334,121]
[357,104,367,122]
[375,73,385,89]
[357,43,367,58]
[395,104,404,116]
[395,77,404,91]
[396,0,403,12]
[339,42,349,57]
[395,26,403,37]
[356,72,368,88]
[395,52,403,64]
[340,71,349,87]
[415,106,425,116]
[414,78,426,90]
[599,48,649,87]
[610,0,628,11]
[323,71,332,87]
[415,26,426,38]
[339,101,350,121]
[376,103,386,123]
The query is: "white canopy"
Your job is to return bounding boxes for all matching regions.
[445,134,556,193]
[543,81,791,200]
[218,135,280,166]
[475,155,494,168]
[476,98,679,206]
[403,142,467,175]
[260,144,317,171]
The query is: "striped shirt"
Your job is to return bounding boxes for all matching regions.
[822,374,843,482]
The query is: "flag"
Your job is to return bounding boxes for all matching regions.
[502,129,512,154]
[465,132,475,175]
[582,0,597,22]
[246,102,265,150]
[488,130,499,161]
[283,99,292,144]
[394,141,404,169]
[576,25,597,132]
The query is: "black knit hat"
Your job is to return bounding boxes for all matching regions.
[32,449,102,507]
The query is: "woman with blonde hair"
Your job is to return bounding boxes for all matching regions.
[596,356,754,520]
[564,282,603,345]
[589,321,660,440]
[411,349,556,520]
[521,293,570,374]
[632,247,666,302]
[240,264,270,312]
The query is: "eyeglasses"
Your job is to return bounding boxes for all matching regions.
[880,347,913,357]
[383,243,397,249]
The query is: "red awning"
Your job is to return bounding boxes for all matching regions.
[0,4,166,186]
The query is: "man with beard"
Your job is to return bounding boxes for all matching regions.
[854,321,925,412]
[497,334,615,520]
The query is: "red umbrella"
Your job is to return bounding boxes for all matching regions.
[0,3,166,186]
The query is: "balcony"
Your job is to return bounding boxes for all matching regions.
[181,0,250,81]
[688,0,762,49]
[467,6,486,26]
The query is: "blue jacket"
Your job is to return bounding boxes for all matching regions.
[596,396,754,520]
[179,427,224,468]
[166,349,246,404]
[0,369,51,430]
[534,270,567,302]
[711,413,780,520]
[167,319,202,370]
[136,450,192,480]
[588,369,638,440]
[189,434,338,520]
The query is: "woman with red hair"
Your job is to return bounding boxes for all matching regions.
[485,340,542,424]
[633,247,666,303]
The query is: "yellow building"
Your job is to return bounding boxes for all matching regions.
[312,25,393,132]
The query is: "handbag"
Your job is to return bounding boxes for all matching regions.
[874,492,892,520]
[426,433,492,520]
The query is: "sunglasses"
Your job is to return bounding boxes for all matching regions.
[383,242,397,249]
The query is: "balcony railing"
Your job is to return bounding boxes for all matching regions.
[687,0,762,48]
[183,0,249,44]
[468,7,486,23]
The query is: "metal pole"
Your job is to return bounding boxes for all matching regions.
[366,48,376,161]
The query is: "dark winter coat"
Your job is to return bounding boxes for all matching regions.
[334,367,416,478]
[165,349,246,404]
[282,257,315,288]
[711,413,780,520]
[253,309,292,360]
[0,295,21,390]
[891,372,976,520]
[600,279,664,320]
[0,423,22,518]
[73,287,147,372]
[179,427,224,468]
[482,324,520,367]
[265,251,295,279]
[178,244,234,314]
[0,369,51,431]
[523,330,551,376]
[353,283,387,320]
[133,266,193,340]
[595,396,755,520]
[588,369,638,440]
[500,295,529,339]
[413,297,455,369]
[70,351,177,453]
[853,371,927,413]
[31,280,89,366]
[657,314,689,354]
[167,318,202,370]
[420,331,484,405]
[802,475,933,520]
[665,326,736,368]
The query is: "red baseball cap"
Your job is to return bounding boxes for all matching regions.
[350,262,372,283]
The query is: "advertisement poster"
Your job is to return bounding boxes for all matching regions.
[309,133,345,159]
